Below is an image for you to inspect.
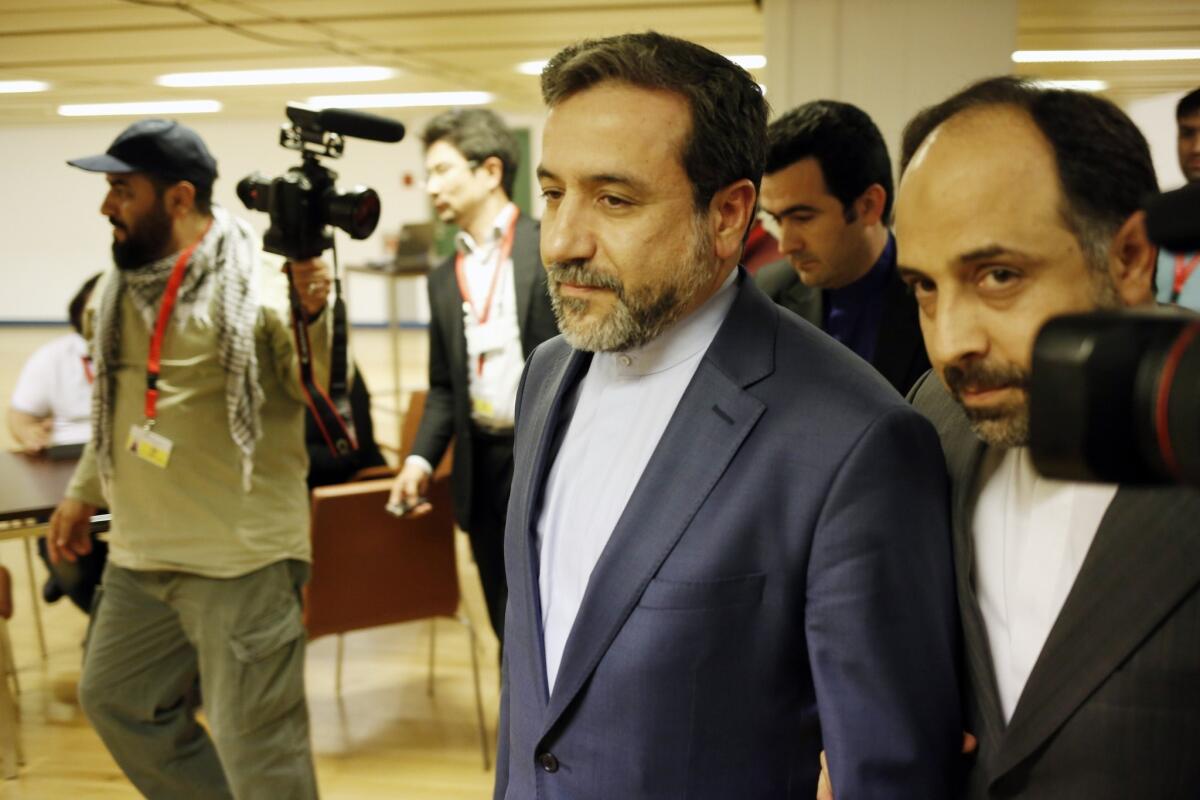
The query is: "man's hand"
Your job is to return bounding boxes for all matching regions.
[7,409,52,453]
[288,258,332,317]
[388,461,433,518]
[816,734,977,799]
[47,498,96,564]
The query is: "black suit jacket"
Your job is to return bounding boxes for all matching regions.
[755,257,928,395]
[910,371,1200,799]
[410,211,558,526]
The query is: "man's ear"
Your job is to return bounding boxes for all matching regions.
[480,155,505,193]
[163,181,197,218]
[710,179,758,263]
[1109,209,1156,307]
[853,183,888,227]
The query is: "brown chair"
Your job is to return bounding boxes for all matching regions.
[303,391,488,768]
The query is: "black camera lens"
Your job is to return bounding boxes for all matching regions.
[326,186,380,240]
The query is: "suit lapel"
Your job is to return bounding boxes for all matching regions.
[991,484,1200,781]
[512,341,592,705]
[540,274,774,736]
[915,376,1007,749]
[871,269,922,391]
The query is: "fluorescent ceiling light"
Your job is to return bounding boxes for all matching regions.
[1032,79,1109,92]
[727,54,767,69]
[0,80,49,94]
[157,66,395,88]
[516,60,548,76]
[307,91,493,109]
[58,100,222,117]
[1014,49,1200,63]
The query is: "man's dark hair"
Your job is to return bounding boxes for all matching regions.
[68,272,102,335]
[767,100,894,222]
[900,76,1158,271]
[421,108,521,198]
[1177,87,1200,120]
[540,31,768,213]
[145,172,213,215]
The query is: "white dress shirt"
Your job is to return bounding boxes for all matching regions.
[458,203,524,431]
[10,331,93,446]
[537,270,738,692]
[972,446,1118,722]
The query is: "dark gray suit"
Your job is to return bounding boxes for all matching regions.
[755,256,929,396]
[496,272,962,800]
[410,211,558,638]
[911,371,1200,799]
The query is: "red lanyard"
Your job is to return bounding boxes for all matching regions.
[453,209,519,375]
[1171,252,1200,302]
[81,356,94,385]
[144,223,211,424]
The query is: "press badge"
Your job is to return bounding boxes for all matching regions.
[464,319,511,358]
[126,424,174,469]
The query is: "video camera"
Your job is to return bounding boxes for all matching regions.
[236,103,405,260]
[1030,183,1200,488]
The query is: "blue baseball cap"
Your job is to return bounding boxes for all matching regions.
[68,118,218,187]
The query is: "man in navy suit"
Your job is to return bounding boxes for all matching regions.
[494,32,962,799]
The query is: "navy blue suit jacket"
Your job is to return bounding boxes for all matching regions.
[496,271,962,799]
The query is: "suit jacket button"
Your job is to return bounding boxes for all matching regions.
[539,752,559,773]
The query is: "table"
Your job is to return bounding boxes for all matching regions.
[0,451,99,660]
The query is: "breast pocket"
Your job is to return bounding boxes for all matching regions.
[637,573,765,610]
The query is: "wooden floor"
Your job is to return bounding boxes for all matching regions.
[0,326,503,798]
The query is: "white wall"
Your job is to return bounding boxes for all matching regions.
[1123,91,1187,192]
[0,110,545,325]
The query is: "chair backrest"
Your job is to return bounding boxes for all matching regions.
[304,473,459,640]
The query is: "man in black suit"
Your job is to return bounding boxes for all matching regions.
[891,77,1200,799]
[390,108,558,641]
[756,100,928,395]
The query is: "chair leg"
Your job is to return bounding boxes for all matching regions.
[335,634,344,698]
[426,619,437,698]
[21,539,47,661]
[458,615,490,770]
[0,619,20,779]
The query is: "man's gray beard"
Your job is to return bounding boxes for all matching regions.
[547,217,717,353]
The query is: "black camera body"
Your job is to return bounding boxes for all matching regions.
[237,104,403,261]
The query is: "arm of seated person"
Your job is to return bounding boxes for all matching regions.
[7,408,53,453]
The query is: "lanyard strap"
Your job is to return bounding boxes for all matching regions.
[82,356,94,385]
[1171,252,1200,302]
[144,222,210,424]
[454,209,520,376]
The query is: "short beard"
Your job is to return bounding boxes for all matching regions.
[111,200,173,270]
[943,361,1032,448]
[546,215,718,352]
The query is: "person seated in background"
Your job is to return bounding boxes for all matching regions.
[8,273,101,454]
[8,273,107,613]
[305,365,386,489]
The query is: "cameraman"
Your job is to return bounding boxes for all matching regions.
[49,119,328,799]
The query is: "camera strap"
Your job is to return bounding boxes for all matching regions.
[285,258,357,456]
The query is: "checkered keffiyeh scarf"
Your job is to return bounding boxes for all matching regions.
[91,206,265,490]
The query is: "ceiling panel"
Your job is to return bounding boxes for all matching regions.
[1,0,1198,126]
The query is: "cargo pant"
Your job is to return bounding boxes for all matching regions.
[78,559,318,799]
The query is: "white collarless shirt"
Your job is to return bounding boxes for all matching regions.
[972,446,1118,722]
[536,271,738,693]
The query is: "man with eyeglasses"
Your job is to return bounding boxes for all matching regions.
[389,108,558,645]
